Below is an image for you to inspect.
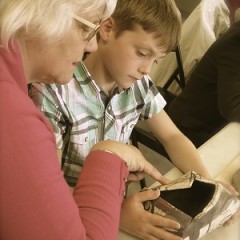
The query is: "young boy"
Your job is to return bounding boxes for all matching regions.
[30,0,211,239]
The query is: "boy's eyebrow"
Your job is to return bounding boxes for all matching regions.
[143,47,167,59]
[138,43,166,55]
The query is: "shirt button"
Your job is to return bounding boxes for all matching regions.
[123,190,126,198]
[108,106,111,111]
[124,162,129,168]
[123,177,128,183]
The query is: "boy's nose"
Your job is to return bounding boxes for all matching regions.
[139,60,154,75]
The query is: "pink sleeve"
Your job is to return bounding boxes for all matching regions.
[0,83,128,240]
[74,150,128,240]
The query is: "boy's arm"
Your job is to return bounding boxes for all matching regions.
[56,148,63,166]
[146,110,212,179]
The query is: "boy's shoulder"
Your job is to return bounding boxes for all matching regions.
[134,75,156,89]
[132,75,159,96]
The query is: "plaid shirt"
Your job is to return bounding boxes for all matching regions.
[30,62,166,186]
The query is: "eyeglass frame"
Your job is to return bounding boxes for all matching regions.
[73,14,101,41]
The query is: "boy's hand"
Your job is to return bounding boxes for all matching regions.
[223,208,240,226]
[218,181,240,227]
[217,180,240,226]
[120,190,183,240]
[218,180,239,196]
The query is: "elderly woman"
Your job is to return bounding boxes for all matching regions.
[0,1,166,239]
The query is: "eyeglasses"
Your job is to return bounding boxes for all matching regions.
[73,14,101,41]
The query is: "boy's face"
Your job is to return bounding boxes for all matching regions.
[99,21,167,89]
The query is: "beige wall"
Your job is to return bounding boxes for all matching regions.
[175,0,201,18]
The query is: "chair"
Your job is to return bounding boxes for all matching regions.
[157,45,185,111]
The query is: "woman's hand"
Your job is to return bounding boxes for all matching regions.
[91,140,169,184]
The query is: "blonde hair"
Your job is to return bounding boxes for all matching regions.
[0,0,117,48]
[112,0,182,53]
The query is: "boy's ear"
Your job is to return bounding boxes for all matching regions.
[99,17,115,41]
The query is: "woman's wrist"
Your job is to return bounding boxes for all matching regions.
[94,149,129,168]
[91,141,128,163]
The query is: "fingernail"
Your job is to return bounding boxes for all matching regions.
[175,222,181,229]
[153,188,160,196]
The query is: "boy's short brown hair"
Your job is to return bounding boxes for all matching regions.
[112,0,182,53]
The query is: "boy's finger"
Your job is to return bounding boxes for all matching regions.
[137,189,161,202]
[143,162,170,184]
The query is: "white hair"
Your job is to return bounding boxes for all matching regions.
[0,0,117,48]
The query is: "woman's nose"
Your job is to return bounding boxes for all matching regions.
[84,36,98,53]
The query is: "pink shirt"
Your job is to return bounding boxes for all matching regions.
[0,41,128,240]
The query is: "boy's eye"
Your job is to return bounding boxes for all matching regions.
[137,51,147,58]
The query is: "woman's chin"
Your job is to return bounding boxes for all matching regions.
[33,70,74,85]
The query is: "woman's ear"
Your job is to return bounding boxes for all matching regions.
[99,17,115,41]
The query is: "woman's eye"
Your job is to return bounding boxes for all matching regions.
[82,26,91,33]
[75,21,91,33]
